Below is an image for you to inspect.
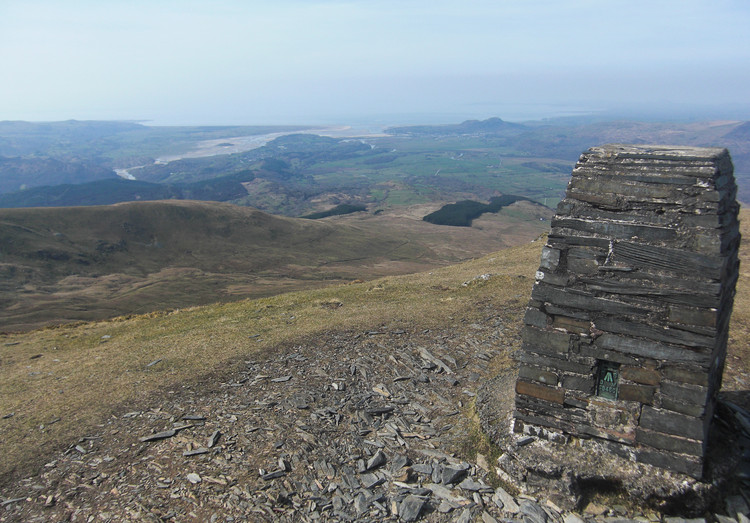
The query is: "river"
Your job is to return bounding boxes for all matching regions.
[114,126,386,181]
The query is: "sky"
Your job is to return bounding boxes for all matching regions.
[2,0,750,126]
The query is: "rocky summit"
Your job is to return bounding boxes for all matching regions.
[2,306,750,522]
[2,311,522,522]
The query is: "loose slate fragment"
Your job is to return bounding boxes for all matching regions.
[183,448,209,457]
[261,469,285,480]
[271,375,292,383]
[359,472,382,489]
[372,383,391,397]
[1,497,26,507]
[366,450,387,471]
[419,347,454,374]
[459,477,490,492]
[367,406,395,415]
[442,464,469,485]
[520,500,548,523]
[493,487,519,513]
[399,495,427,522]
[207,430,221,448]
[139,429,177,442]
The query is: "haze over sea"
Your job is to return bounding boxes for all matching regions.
[3,1,749,127]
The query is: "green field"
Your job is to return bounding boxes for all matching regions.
[1,117,748,215]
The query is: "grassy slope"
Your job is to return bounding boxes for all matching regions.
[0,199,551,332]
[1,208,749,485]
[0,200,433,331]
[0,235,542,482]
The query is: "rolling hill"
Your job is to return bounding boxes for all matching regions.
[0,198,552,332]
[0,200,429,331]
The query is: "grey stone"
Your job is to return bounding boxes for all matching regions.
[431,464,442,484]
[260,470,285,480]
[483,511,500,523]
[520,500,548,523]
[366,450,387,471]
[391,453,411,472]
[726,495,750,518]
[360,472,383,489]
[139,429,177,442]
[183,447,209,456]
[207,430,221,448]
[458,477,489,492]
[493,486,519,513]
[412,463,433,475]
[354,492,369,515]
[441,465,469,484]
[639,407,706,441]
[426,483,469,504]
[399,495,427,522]
[563,514,585,523]
[456,509,475,523]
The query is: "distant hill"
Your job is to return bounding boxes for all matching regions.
[0,120,146,158]
[385,117,526,136]
[2,118,748,213]
[0,170,259,208]
[726,121,750,141]
[0,178,176,207]
[0,200,439,331]
[0,119,309,163]
[0,156,117,194]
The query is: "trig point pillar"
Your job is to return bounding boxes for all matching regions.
[513,144,740,478]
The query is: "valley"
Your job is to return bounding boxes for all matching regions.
[3,118,748,215]
[1,116,748,332]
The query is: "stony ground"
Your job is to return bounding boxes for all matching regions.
[2,307,750,522]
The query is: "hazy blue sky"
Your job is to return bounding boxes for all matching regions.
[2,0,750,125]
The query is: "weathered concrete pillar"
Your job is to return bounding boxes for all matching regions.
[514,144,740,478]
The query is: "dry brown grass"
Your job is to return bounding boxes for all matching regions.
[0,199,551,332]
[724,207,750,390]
